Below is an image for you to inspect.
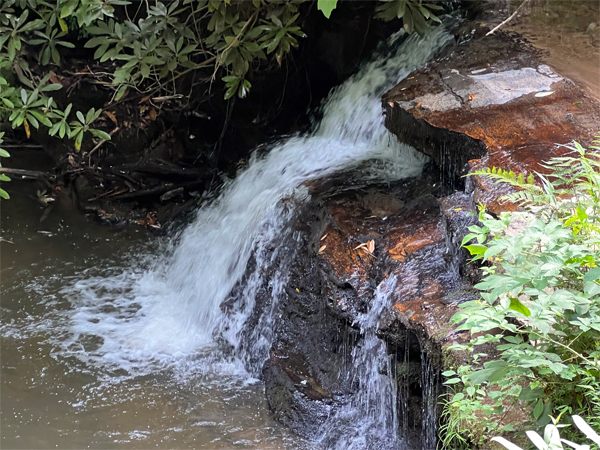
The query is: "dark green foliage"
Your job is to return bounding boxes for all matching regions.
[440,137,600,447]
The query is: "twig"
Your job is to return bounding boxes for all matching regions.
[0,167,51,179]
[486,0,531,36]
[1,144,43,149]
[87,127,120,165]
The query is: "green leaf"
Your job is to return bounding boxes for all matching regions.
[509,298,531,317]
[0,188,10,200]
[1,98,15,108]
[533,399,544,419]
[41,83,63,92]
[584,267,600,282]
[317,0,338,19]
[584,281,600,296]
[0,149,10,158]
[74,130,84,151]
[467,365,509,386]
[465,244,487,255]
[90,129,111,141]
[60,0,79,19]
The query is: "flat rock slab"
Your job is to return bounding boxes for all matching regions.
[383,27,600,214]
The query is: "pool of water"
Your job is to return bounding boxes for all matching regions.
[1,174,306,450]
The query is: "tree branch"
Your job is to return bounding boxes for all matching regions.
[486,0,531,36]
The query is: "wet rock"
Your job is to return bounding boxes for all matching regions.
[383,26,600,214]
[238,174,478,448]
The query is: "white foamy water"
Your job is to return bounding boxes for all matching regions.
[53,27,450,377]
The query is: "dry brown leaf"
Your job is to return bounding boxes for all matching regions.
[318,245,327,254]
[407,76,414,80]
[104,111,118,126]
[468,93,476,102]
[415,102,422,109]
[367,240,375,254]
[48,71,62,85]
[355,240,375,255]
[148,108,158,121]
[388,101,394,107]
[320,233,328,241]
[23,118,31,138]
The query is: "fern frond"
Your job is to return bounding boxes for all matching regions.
[500,190,537,205]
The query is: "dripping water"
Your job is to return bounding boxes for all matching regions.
[421,349,440,450]
[317,276,402,450]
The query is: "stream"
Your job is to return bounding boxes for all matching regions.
[1,28,450,449]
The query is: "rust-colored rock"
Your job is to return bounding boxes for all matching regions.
[383,27,600,214]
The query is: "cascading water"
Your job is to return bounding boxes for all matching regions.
[316,276,401,450]
[48,26,450,447]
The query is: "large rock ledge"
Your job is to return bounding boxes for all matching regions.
[229,24,600,450]
[233,170,477,449]
[383,26,600,214]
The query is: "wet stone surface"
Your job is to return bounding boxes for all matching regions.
[234,172,478,448]
[383,25,600,214]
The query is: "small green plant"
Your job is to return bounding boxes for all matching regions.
[440,137,600,446]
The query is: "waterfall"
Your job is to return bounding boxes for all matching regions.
[317,276,402,450]
[59,25,452,448]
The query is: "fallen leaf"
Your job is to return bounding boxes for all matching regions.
[295,288,300,293]
[388,102,394,107]
[407,76,414,80]
[48,71,62,85]
[23,118,30,138]
[468,93,476,101]
[355,240,375,255]
[68,155,76,166]
[415,102,422,108]
[148,108,157,121]
[318,245,327,254]
[320,233,328,241]
[535,91,554,97]
[104,111,118,126]
[367,240,375,254]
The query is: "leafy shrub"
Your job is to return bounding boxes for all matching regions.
[0,0,447,160]
[440,138,600,447]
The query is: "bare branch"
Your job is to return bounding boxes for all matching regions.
[486,0,531,36]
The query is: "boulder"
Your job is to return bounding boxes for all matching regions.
[383,26,600,214]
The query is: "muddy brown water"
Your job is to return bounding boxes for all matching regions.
[1,167,306,449]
